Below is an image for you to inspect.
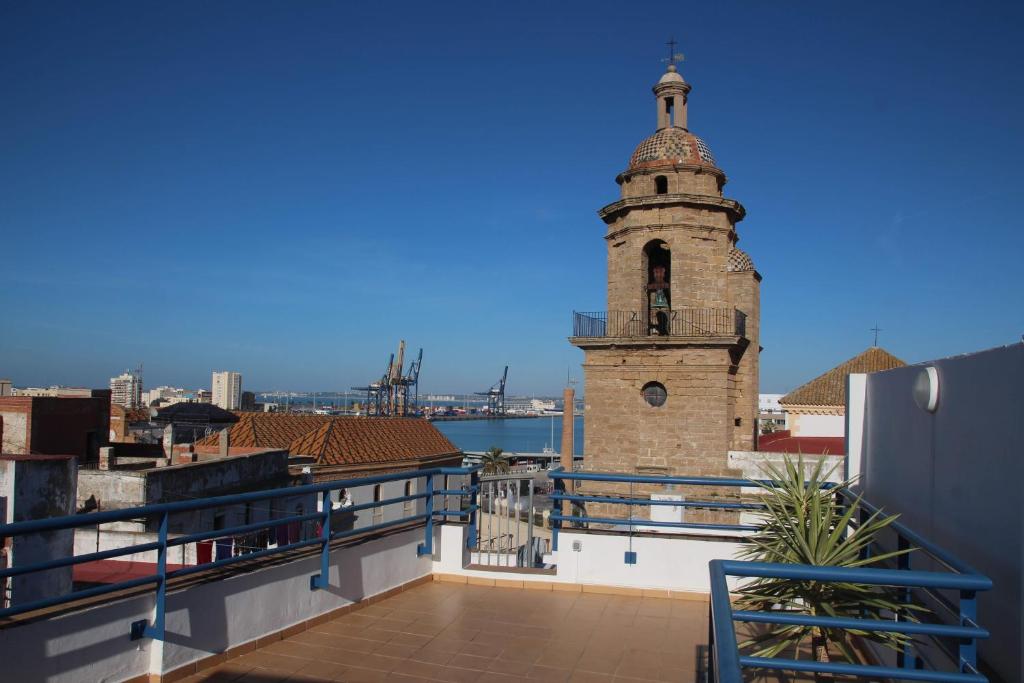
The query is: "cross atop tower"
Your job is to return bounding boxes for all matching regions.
[663,38,684,68]
[871,324,883,347]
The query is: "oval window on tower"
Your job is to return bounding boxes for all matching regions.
[641,381,667,407]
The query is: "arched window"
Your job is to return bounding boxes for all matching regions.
[642,240,671,333]
[655,175,668,194]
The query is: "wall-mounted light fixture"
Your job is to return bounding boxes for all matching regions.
[912,366,940,413]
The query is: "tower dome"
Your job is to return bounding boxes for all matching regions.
[727,246,755,272]
[629,128,717,170]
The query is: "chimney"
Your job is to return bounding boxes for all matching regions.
[99,446,113,471]
[560,387,575,516]
[219,427,230,458]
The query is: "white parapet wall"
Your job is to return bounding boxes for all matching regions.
[554,530,746,593]
[727,450,845,491]
[434,524,747,594]
[0,525,435,682]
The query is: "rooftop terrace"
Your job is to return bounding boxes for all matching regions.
[174,581,708,683]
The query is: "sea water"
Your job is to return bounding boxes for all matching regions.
[433,415,583,455]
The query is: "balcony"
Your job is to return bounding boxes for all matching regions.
[571,309,747,341]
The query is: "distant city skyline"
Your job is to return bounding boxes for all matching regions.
[2,2,1022,395]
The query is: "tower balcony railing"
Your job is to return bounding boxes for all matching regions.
[572,308,747,339]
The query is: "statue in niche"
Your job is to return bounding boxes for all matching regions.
[647,264,670,309]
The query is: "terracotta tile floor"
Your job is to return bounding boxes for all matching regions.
[180,582,711,683]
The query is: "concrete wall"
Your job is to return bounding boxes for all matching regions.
[0,409,29,453]
[73,528,199,566]
[0,455,77,607]
[0,525,435,682]
[852,343,1023,682]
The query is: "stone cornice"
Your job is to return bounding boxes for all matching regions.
[598,192,746,224]
[618,163,724,182]
[569,335,744,351]
[604,222,731,242]
[782,404,845,416]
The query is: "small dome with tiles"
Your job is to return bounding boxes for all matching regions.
[727,246,755,272]
[629,127,717,171]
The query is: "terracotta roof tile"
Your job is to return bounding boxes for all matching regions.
[290,417,459,466]
[194,413,459,466]
[780,346,906,407]
[194,413,330,449]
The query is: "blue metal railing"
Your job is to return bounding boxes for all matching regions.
[708,491,993,683]
[0,466,480,641]
[547,467,794,552]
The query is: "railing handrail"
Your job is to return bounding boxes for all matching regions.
[550,469,986,585]
[0,465,478,537]
[708,558,992,683]
[0,465,482,631]
[718,559,991,592]
[550,467,765,488]
[571,308,747,338]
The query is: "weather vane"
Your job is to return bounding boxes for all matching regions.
[871,324,883,347]
[663,37,684,67]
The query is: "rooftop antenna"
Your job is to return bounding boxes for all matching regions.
[662,37,684,68]
[871,324,883,347]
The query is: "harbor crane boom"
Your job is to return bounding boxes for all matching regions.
[352,341,423,417]
[475,365,508,416]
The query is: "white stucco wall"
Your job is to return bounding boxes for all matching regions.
[555,530,745,593]
[792,412,844,437]
[852,343,1023,683]
[0,525,435,682]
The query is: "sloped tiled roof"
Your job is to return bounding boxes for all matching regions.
[193,413,459,466]
[195,413,330,449]
[290,417,460,466]
[780,347,906,407]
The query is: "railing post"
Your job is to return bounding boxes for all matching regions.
[310,490,331,590]
[551,473,564,552]
[897,535,913,669]
[136,510,168,641]
[418,474,434,556]
[707,611,716,682]
[466,469,479,550]
[960,589,977,674]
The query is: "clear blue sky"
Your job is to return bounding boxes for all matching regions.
[2,1,1022,395]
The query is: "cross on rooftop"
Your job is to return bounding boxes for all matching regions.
[871,324,883,346]
[663,37,684,66]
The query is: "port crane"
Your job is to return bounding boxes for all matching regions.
[476,366,508,416]
[351,340,423,417]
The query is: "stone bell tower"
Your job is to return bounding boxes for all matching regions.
[570,60,760,479]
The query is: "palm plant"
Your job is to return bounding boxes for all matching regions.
[736,455,927,663]
[480,446,509,475]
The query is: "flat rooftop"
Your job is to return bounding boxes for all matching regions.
[178,581,709,683]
